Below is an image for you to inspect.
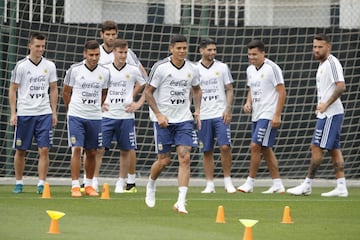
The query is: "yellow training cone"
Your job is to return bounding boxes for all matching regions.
[239,219,259,240]
[46,210,65,234]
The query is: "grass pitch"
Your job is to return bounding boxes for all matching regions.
[0,185,359,240]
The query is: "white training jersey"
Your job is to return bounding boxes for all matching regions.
[197,59,234,120]
[64,62,110,120]
[10,56,57,116]
[102,63,146,119]
[316,54,345,119]
[148,57,200,123]
[99,43,142,67]
[247,58,284,121]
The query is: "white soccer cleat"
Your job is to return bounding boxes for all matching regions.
[145,183,156,208]
[287,183,312,196]
[225,185,237,193]
[321,187,348,197]
[262,185,285,194]
[173,202,188,214]
[114,185,124,193]
[237,182,253,193]
[201,186,216,194]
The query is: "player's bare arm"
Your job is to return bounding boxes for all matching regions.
[9,82,19,126]
[192,84,202,130]
[223,83,234,125]
[62,84,72,111]
[49,81,59,127]
[144,84,168,127]
[317,81,346,114]
[272,83,286,128]
[243,89,252,114]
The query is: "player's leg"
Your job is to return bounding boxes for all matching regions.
[215,118,236,193]
[261,147,285,194]
[12,116,35,193]
[125,149,137,192]
[115,149,130,193]
[92,148,104,192]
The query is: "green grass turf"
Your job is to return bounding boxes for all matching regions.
[0,185,359,240]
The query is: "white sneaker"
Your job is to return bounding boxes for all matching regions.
[201,186,216,193]
[287,183,312,196]
[225,185,237,193]
[114,184,124,193]
[262,185,285,194]
[92,182,99,193]
[173,202,188,214]
[321,187,348,197]
[145,182,156,208]
[237,182,253,193]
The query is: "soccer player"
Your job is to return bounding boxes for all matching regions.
[9,32,58,194]
[196,38,236,194]
[102,39,146,193]
[144,34,202,214]
[63,40,110,197]
[237,39,286,194]
[82,20,147,192]
[287,33,348,197]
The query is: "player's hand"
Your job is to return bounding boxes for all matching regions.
[316,102,327,115]
[102,103,110,112]
[125,102,141,113]
[9,114,17,126]
[271,115,281,128]
[222,111,232,125]
[156,113,169,128]
[52,113,58,127]
[243,103,251,114]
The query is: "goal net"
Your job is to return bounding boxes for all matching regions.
[0,0,359,182]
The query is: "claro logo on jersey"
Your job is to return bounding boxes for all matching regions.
[29,75,47,99]
[169,79,188,105]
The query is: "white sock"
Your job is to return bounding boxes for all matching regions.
[273,178,282,187]
[148,176,156,188]
[85,178,92,187]
[72,180,80,188]
[337,177,346,188]
[206,180,215,188]
[224,176,233,187]
[127,174,136,184]
[246,176,255,186]
[93,177,98,184]
[38,180,45,186]
[304,177,313,185]
[16,180,24,185]
[117,178,126,187]
[177,186,188,204]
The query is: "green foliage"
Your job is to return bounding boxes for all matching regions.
[0,185,359,240]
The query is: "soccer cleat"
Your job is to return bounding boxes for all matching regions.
[237,182,254,193]
[321,187,348,197]
[262,185,285,194]
[124,183,137,193]
[84,186,99,197]
[145,183,156,208]
[287,183,312,196]
[80,183,85,193]
[37,185,44,194]
[201,186,216,194]
[71,187,82,197]
[225,185,237,193]
[173,202,188,214]
[114,184,124,193]
[13,184,23,194]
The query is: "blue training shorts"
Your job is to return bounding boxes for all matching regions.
[312,114,343,150]
[67,115,102,149]
[198,117,231,152]
[251,119,278,147]
[13,114,53,150]
[102,117,137,150]
[154,120,197,154]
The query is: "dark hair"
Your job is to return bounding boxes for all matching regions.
[84,40,100,50]
[113,38,128,49]
[247,39,265,52]
[314,33,331,43]
[199,38,217,49]
[101,20,118,33]
[29,32,47,43]
[170,34,187,46]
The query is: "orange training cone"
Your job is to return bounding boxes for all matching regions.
[215,205,225,223]
[101,183,110,199]
[42,182,51,199]
[239,219,259,240]
[281,206,294,224]
[46,210,65,234]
